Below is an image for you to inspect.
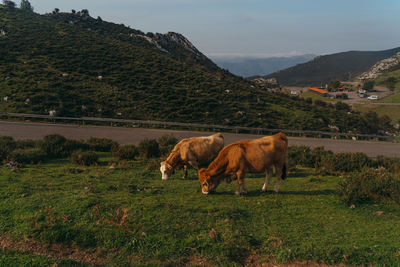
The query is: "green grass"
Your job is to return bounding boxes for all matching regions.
[1,155,400,266]
[353,104,400,123]
[379,92,400,103]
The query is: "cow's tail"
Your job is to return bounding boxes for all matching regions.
[281,162,287,180]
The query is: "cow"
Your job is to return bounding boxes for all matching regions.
[198,132,288,195]
[160,133,224,180]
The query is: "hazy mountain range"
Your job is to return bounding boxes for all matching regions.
[211,54,316,77]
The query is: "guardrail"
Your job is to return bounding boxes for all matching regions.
[0,112,396,141]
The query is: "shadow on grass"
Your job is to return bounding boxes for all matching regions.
[210,189,336,197]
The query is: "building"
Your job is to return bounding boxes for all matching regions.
[309,87,330,97]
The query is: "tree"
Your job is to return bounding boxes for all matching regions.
[20,0,33,12]
[385,77,397,92]
[327,80,341,92]
[363,80,375,92]
[52,8,59,14]
[3,0,16,9]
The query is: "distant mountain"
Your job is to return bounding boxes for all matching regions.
[265,47,400,86]
[211,54,316,77]
[0,5,393,133]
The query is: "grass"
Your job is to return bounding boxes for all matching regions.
[378,91,400,103]
[1,154,400,266]
[353,104,400,124]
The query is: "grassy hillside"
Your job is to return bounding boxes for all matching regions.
[265,48,400,86]
[0,6,394,134]
[1,155,399,266]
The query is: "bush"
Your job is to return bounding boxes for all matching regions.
[15,139,41,149]
[338,168,400,205]
[40,134,68,158]
[138,139,160,158]
[287,145,312,168]
[71,150,99,166]
[112,145,138,160]
[0,136,16,160]
[64,139,88,154]
[374,156,400,174]
[322,152,372,173]
[11,148,47,164]
[85,137,119,152]
[157,135,177,156]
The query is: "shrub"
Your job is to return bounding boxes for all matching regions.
[85,137,119,152]
[64,139,88,154]
[40,134,68,158]
[11,148,47,164]
[374,156,400,174]
[0,136,16,160]
[157,135,177,156]
[338,168,400,205]
[138,139,160,158]
[15,139,42,149]
[112,145,138,160]
[287,145,312,168]
[71,150,99,166]
[322,152,372,173]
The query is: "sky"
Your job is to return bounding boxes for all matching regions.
[28,0,400,58]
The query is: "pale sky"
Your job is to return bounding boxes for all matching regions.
[27,0,400,57]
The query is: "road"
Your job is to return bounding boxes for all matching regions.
[1,121,399,157]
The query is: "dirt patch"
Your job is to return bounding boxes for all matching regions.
[0,233,108,265]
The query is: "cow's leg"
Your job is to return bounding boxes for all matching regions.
[182,165,188,179]
[274,165,283,193]
[262,168,273,192]
[235,171,246,195]
[186,160,199,179]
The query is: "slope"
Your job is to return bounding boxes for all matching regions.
[0,6,392,134]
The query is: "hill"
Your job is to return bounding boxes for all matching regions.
[211,54,316,77]
[0,5,393,134]
[265,47,400,86]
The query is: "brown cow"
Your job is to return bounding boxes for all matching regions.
[160,133,224,180]
[198,132,288,195]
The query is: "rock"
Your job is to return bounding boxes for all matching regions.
[359,52,400,80]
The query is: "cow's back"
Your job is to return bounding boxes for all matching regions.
[179,134,224,163]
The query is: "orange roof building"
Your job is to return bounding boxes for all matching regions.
[309,87,331,97]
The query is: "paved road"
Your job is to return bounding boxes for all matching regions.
[1,121,399,157]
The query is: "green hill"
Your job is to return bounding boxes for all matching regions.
[0,5,393,134]
[265,47,400,86]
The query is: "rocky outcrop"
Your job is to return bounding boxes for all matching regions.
[358,52,400,80]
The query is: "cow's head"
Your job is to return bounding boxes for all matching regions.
[160,161,173,180]
[198,168,216,194]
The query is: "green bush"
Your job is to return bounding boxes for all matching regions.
[15,139,41,149]
[85,137,119,152]
[112,145,138,160]
[157,135,178,156]
[11,148,47,164]
[287,145,312,168]
[322,152,372,173]
[71,150,99,166]
[338,168,400,205]
[64,139,88,154]
[40,134,68,158]
[0,136,16,160]
[138,139,160,158]
[374,156,400,174]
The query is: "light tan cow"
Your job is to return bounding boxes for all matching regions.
[198,132,288,195]
[160,133,224,180]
